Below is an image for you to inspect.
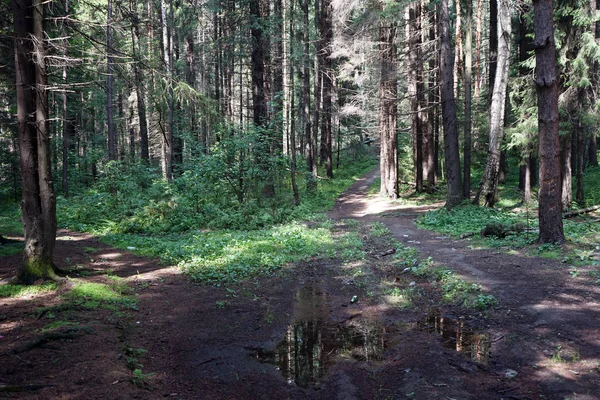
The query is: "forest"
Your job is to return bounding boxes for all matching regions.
[1,0,600,398]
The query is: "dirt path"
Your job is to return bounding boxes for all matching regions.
[330,168,600,399]
[2,169,600,399]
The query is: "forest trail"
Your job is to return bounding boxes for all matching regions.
[330,167,600,400]
[2,168,600,400]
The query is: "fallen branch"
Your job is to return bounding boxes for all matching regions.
[563,205,600,219]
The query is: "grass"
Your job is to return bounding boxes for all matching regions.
[0,282,58,298]
[65,281,137,310]
[105,221,365,284]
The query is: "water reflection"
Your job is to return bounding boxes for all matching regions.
[254,283,385,387]
[419,310,491,363]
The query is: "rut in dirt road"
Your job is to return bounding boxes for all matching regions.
[329,167,600,400]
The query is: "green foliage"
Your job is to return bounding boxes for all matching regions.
[0,241,23,257]
[408,261,497,310]
[57,153,376,234]
[0,282,58,298]
[105,222,363,284]
[417,205,529,238]
[369,222,389,237]
[66,282,136,310]
[0,201,23,235]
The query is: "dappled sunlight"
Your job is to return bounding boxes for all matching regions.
[96,252,124,260]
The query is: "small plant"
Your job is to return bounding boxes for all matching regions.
[369,222,389,237]
[215,300,229,309]
[131,368,155,389]
[473,294,498,310]
[264,309,275,324]
[552,345,565,363]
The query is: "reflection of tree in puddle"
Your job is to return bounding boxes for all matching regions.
[256,283,385,387]
[420,311,490,363]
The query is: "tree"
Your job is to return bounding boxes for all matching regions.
[534,0,565,243]
[107,0,117,161]
[439,0,463,208]
[463,0,473,199]
[474,0,511,207]
[379,4,398,199]
[13,0,58,283]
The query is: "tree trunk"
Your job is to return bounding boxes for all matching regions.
[474,0,511,207]
[408,4,422,192]
[427,3,437,185]
[287,0,300,205]
[489,0,498,104]
[107,0,117,161]
[312,0,321,183]
[301,0,316,193]
[379,14,398,199]
[439,0,463,208]
[575,116,584,206]
[273,0,284,155]
[463,0,473,199]
[534,0,565,244]
[319,0,333,178]
[560,132,572,210]
[160,0,173,180]
[14,0,58,283]
[130,1,149,162]
[474,0,483,97]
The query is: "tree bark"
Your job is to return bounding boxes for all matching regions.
[319,0,333,178]
[130,0,149,162]
[301,0,316,193]
[107,0,117,161]
[408,4,422,192]
[560,132,572,210]
[534,0,565,244]
[474,0,511,207]
[379,13,398,199]
[439,0,463,208]
[463,0,473,199]
[14,0,58,283]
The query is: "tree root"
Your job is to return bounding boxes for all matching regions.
[11,326,91,354]
[0,383,54,393]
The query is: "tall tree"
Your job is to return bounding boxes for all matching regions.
[13,0,58,283]
[439,0,463,208]
[319,0,333,178]
[474,0,511,207]
[130,0,149,162]
[301,0,317,193]
[463,0,473,199]
[534,0,565,243]
[408,3,423,192]
[379,7,398,199]
[107,0,117,161]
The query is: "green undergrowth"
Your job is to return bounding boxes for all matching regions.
[49,155,376,285]
[369,223,497,311]
[105,221,365,284]
[0,282,58,298]
[0,241,24,257]
[65,281,137,310]
[417,165,600,255]
[56,155,376,235]
[408,257,498,310]
[0,202,23,236]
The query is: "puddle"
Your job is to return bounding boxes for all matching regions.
[252,283,385,387]
[419,310,491,363]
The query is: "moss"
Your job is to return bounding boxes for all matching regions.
[17,257,60,285]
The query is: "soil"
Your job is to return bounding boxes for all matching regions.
[1,168,600,400]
